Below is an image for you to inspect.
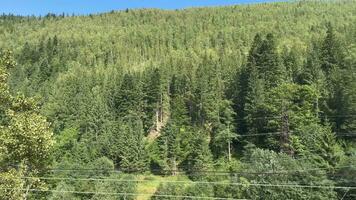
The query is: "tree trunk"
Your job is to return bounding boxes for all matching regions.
[280,113,294,156]
[228,140,231,162]
[172,158,177,176]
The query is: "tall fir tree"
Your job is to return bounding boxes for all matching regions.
[257,33,285,88]
[234,34,263,135]
[143,68,163,132]
[114,73,143,118]
[118,115,148,172]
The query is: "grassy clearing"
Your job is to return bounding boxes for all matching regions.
[135,174,191,200]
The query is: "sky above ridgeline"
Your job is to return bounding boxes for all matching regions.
[1,0,285,16]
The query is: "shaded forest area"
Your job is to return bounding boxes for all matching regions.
[0,0,355,199]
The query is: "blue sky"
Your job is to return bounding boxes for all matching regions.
[1,0,284,16]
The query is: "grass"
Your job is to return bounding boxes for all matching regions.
[135,174,191,200]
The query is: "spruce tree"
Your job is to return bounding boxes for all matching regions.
[244,65,267,136]
[152,93,193,174]
[114,73,143,118]
[212,99,236,161]
[320,23,344,75]
[319,23,351,134]
[118,115,148,172]
[185,130,213,180]
[234,34,263,135]
[258,33,285,88]
[143,68,163,132]
[282,47,300,83]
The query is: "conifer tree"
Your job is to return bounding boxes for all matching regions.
[298,43,323,85]
[234,34,263,135]
[143,68,163,132]
[244,65,267,137]
[319,23,352,134]
[118,115,148,172]
[320,23,344,75]
[212,100,236,161]
[185,130,213,180]
[115,73,143,118]
[282,47,300,83]
[152,92,193,174]
[258,33,285,88]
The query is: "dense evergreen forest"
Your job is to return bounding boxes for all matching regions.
[0,0,355,199]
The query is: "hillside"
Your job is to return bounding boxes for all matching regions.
[0,0,355,199]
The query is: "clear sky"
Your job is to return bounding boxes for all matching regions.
[1,0,284,16]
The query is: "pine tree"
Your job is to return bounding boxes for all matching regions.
[234,34,263,135]
[114,73,143,118]
[212,100,236,161]
[320,23,344,75]
[185,130,213,180]
[143,68,163,132]
[244,65,267,136]
[298,43,323,85]
[152,94,193,175]
[118,116,148,172]
[282,47,300,83]
[319,23,351,134]
[264,83,320,153]
[258,33,285,88]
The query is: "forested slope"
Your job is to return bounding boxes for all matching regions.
[0,0,355,199]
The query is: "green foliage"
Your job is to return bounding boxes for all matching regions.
[184,131,213,180]
[334,153,356,199]
[117,117,149,172]
[0,50,54,199]
[91,174,137,200]
[293,123,344,168]
[53,127,79,161]
[114,73,143,118]
[151,183,185,200]
[150,121,194,174]
[143,67,163,131]
[49,182,80,200]
[3,111,53,169]
[0,169,25,200]
[233,148,338,200]
[0,1,355,198]
[183,184,214,198]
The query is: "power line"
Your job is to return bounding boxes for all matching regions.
[243,183,356,190]
[12,177,356,190]
[236,131,283,137]
[0,188,245,200]
[321,115,356,119]
[336,134,356,137]
[340,188,350,200]
[233,114,356,122]
[6,165,354,176]
[42,172,350,179]
[21,166,350,184]
[44,165,356,175]
[236,131,356,137]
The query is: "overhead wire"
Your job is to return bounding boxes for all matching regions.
[0,188,245,200]
[340,188,350,200]
[232,114,356,122]
[5,176,356,190]
[5,164,354,176]
[17,175,356,190]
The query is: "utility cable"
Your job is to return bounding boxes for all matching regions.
[0,188,245,200]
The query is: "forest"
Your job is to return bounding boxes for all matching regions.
[0,0,355,199]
